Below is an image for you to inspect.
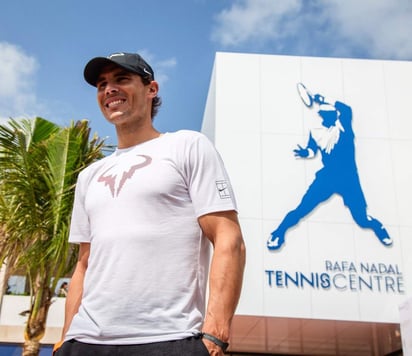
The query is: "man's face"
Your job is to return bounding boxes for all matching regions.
[95,64,157,126]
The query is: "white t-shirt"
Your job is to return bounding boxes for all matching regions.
[65,130,237,345]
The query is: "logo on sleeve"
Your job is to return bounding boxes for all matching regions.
[216,180,231,199]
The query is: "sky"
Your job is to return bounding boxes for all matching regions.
[1,0,411,146]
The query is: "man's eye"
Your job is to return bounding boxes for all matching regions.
[97,82,107,91]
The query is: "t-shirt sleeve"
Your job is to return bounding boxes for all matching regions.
[184,132,238,217]
[68,171,91,243]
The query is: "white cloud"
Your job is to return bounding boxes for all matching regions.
[212,0,412,60]
[136,49,177,86]
[211,0,302,47]
[324,0,412,59]
[154,57,177,86]
[0,42,43,123]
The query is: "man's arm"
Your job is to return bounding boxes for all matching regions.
[198,210,246,354]
[61,242,90,339]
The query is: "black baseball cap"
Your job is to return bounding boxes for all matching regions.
[84,52,155,86]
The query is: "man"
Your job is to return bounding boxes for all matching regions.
[267,89,392,250]
[54,52,246,355]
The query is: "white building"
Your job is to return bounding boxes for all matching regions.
[202,52,412,355]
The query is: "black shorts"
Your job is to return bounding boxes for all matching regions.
[55,336,210,356]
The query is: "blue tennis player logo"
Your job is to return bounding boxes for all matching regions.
[267,83,392,251]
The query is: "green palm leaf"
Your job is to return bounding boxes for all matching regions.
[0,117,107,356]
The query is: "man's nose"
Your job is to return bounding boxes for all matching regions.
[105,83,119,95]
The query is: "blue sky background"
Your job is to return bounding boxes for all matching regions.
[1,0,411,145]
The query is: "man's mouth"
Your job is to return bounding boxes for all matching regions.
[106,99,126,108]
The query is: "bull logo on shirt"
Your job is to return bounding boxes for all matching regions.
[98,154,152,197]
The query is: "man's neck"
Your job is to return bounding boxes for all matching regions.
[116,123,161,149]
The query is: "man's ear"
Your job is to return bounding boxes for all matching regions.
[148,81,159,96]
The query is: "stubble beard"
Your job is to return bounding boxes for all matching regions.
[106,109,129,125]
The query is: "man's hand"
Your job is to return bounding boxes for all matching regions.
[52,340,64,355]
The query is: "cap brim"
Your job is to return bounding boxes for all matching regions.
[84,57,118,86]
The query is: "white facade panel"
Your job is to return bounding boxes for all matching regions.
[202,52,412,324]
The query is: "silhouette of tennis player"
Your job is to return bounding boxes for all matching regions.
[267,84,392,250]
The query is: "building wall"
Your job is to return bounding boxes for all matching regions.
[0,295,63,343]
[202,52,412,324]
[0,264,68,343]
